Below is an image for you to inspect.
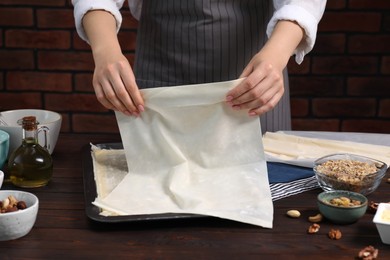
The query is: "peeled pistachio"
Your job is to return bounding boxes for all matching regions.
[287,209,301,218]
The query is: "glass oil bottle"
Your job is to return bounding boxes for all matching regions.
[8,116,53,188]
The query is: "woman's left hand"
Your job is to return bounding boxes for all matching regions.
[225,53,285,117]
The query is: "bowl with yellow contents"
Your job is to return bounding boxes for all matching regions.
[373,203,390,245]
[317,190,368,224]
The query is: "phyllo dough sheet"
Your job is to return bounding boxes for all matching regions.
[92,79,273,228]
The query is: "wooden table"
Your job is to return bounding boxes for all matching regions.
[1,134,389,259]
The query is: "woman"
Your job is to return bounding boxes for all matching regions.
[72,0,326,133]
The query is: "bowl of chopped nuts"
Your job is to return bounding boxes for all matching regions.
[0,190,39,241]
[313,153,387,195]
[317,190,368,224]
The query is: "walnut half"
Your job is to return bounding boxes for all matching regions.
[358,246,378,260]
[328,229,342,240]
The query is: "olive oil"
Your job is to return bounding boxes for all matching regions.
[8,116,53,188]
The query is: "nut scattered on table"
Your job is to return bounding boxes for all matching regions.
[308,213,323,223]
[357,246,378,260]
[328,229,342,240]
[0,195,27,214]
[307,223,320,234]
[286,209,301,218]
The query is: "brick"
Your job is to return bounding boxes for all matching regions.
[312,34,346,54]
[349,35,390,54]
[342,119,390,133]
[325,0,347,9]
[349,0,390,9]
[73,33,91,50]
[0,29,2,47]
[121,11,139,29]
[289,76,344,97]
[38,51,94,71]
[45,93,107,112]
[382,56,390,74]
[118,31,137,51]
[0,93,42,110]
[124,53,136,67]
[0,0,65,6]
[384,12,390,32]
[312,56,378,75]
[290,99,309,117]
[312,98,376,117]
[348,77,390,96]
[0,72,3,90]
[72,114,119,133]
[0,8,33,26]
[37,9,75,29]
[74,73,94,92]
[59,113,70,133]
[5,30,71,49]
[0,50,34,69]
[287,58,310,75]
[379,99,390,117]
[7,71,72,92]
[291,119,340,132]
[319,12,381,32]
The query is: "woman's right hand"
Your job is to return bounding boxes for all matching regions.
[83,10,144,116]
[92,49,144,116]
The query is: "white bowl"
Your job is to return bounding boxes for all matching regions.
[0,130,9,168]
[0,171,3,189]
[373,203,390,245]
[0,190,39,241]
[0,109,62,155]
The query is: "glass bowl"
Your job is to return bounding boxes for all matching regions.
[313,153,387,195]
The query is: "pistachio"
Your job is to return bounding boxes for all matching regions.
[286,209,301,218]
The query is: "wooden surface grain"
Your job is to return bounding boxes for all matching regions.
[1,134,389,259]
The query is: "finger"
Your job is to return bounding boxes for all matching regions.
[100,77,132,114]
[226,73,264,103]
[248,91,284,117]
[92,78,116,110]
[119,67,145,112]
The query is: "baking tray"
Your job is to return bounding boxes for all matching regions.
[82,143,206,223]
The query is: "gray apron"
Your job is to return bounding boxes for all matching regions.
[133,0,291,133]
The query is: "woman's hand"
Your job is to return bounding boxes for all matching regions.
[226,20,305,117]
[83,10,144,116]
[225,55,285,116]
[92,49,144,116]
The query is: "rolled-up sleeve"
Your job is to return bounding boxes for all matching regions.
[267,0,327,64]
[72,0,125,43]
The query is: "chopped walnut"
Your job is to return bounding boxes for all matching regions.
[368,201,379,213]
[307,223,320,234]
[358,246,378,260]
[328,229,342,240]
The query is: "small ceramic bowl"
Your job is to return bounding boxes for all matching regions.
[0,190,39,241]
[314,153,387,195]
[0,130,9,169]
[0,109,62,155]
[317,190,368,224]
[373,203,390,245]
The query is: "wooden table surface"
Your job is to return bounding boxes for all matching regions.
[1,134,389,259]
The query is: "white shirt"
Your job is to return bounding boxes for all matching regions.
[72,0,326,64]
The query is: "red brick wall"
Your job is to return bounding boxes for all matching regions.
[0,0,389,134]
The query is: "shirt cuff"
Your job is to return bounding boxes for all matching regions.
[266,5,319,64]
[72,0,124,44]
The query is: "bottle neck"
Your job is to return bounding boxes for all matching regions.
[23,128,38,144]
